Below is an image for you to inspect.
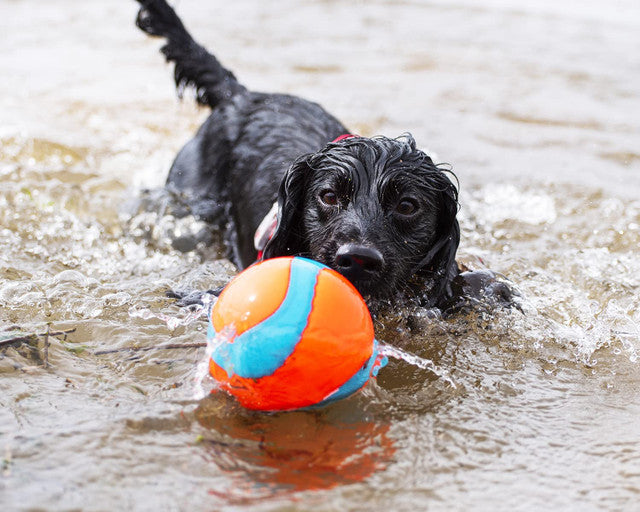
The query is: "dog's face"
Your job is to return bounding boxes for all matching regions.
[263,136,460,305]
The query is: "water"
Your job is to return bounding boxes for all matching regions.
[378,342,456,389]
[2,0,640,510]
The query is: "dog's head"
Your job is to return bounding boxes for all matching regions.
[262,135,460,306]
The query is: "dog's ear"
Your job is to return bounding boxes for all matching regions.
[415,180,461,303]
[261,157,310,259]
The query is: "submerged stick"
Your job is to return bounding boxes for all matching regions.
[0,328,76,349]
[94,342,207,356]
[43,324,50,368]
[0,334,38,348]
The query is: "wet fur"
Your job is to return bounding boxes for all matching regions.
[263,137,460,304]
[135,0,512,311]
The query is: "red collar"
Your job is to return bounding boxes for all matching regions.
[332,133,358,142]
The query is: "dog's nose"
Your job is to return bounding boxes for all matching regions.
[334,244,385,276]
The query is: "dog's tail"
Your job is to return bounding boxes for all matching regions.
[135,0,246,108]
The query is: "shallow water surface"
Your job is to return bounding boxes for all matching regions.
[2,1,640,510]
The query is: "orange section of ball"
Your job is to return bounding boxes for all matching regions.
[211,258,291,336]
[209,264,375,411]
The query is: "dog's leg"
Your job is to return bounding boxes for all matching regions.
[135,0,246,108]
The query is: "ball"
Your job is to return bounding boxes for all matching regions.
[207,256,386,411]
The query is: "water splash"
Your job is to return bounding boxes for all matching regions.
[127,294,219,399]
[127,293,216,330]
[193,323,236,400]
[377,341,457,388]
[128,293,460,395]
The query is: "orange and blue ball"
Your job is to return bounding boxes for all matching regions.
[207,256,387,411]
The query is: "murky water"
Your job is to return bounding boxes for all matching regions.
[2,0,640,510]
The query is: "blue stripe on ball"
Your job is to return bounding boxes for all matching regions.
[210,258,323,379]
[316,340,387,406]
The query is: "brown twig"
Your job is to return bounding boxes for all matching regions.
[0,328,76,349]
[0,334,37,348]
[43,324,50,368]
[94,342,207,356]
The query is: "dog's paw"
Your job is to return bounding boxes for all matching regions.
[444,270,522,315]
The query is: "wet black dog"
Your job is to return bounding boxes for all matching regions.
[135,0,512,311]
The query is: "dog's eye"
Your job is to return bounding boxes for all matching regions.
[319,190,338,206]
[395,198,419,216]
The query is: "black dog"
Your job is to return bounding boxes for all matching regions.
[135,0,512,311]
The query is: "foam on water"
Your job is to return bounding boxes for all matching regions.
[128,294,214,331]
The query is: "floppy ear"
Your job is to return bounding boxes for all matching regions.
[434,213,461,287]
[261,157,311,259]
[414,182,461,304]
